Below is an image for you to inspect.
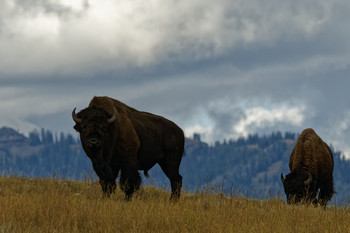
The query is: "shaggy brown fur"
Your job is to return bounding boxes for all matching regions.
[73,96,184,200]
[281,128,334,207]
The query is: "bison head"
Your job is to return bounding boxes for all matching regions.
[72,106,117,155]
[280,172,313,204]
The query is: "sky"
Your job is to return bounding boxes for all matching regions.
[1,0,350,156]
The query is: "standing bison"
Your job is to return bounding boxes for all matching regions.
[281,128,334,207]
[72,96,184,201]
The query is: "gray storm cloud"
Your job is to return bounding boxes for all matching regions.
[0,0,338,77]
[1,0,350,157]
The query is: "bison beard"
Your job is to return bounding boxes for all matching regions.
[72,96,184,201]
[281,128,335,207]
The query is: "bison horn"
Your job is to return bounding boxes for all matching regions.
[280,173,285,183]
[107,109,118,124]
[72,108,82,124]
[304,172,313,186]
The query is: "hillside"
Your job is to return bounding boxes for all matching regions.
[1,176,350,232]
[1,127,350,202]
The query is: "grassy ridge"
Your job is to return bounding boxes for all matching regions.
[1,176,350,233]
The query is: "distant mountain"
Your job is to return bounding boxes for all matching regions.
[1,127,350,202]
[0,127,27,144]
[0,127,90,178]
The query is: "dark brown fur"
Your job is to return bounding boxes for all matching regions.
[73,96,184,200]
[281,128,334,207]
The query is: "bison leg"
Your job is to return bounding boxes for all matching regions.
[170,175,182,201]
[158,158,183,202]
[318,176,335,207]
[305,189,318,205]
[304,181,318,205]
[100,179,117,197]
[92,160,119,197]
[99,170,119,198]
[120,167,141,200]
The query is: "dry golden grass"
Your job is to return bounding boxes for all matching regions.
[1,176,350,233]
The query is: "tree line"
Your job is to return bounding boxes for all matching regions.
[1,127,350,202]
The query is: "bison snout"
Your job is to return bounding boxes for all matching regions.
[87,138,101,148]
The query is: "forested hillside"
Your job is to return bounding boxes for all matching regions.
[0,127,90,179]
[1,127,350,202]
[182,133,350,202]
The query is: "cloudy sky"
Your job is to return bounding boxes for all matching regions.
[1,0,350,156]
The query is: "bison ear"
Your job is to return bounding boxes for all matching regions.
[280,173,285,183]
[73,124,81,132]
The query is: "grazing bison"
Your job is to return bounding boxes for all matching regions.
[72,96,184,201]
[281,128,334,206]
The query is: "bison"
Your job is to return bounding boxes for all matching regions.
[281,128,334,207]
[72,96,184,201]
